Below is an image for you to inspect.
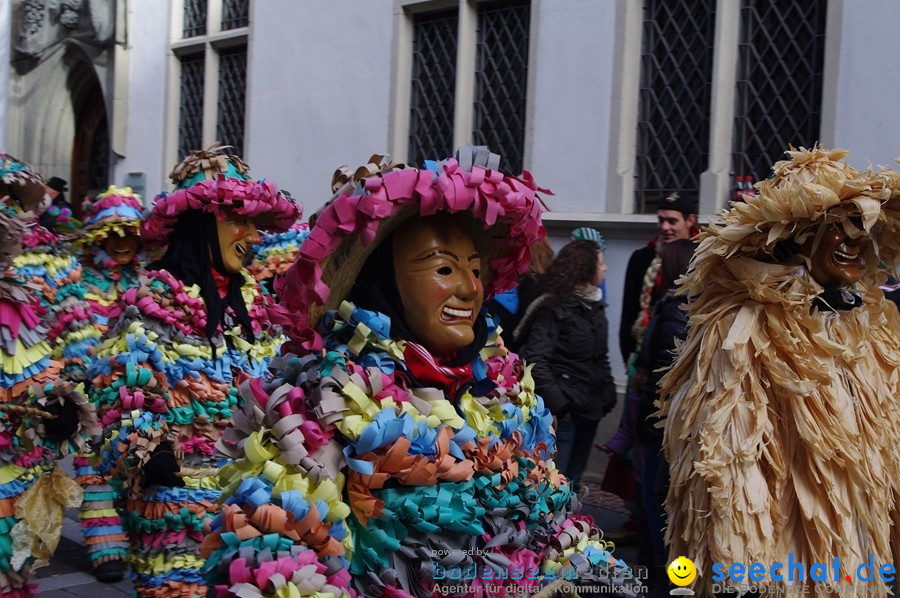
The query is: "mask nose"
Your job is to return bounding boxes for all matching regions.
[245,223,260,245]
[454,268,481,302]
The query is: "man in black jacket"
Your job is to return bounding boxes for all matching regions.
[600,192,697,551]
[619,192,697,364]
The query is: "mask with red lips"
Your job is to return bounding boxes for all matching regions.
[393,215,484,358]
[216,209,260,274]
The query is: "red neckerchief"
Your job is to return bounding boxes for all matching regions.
[210,268,230,299]
[403,341,473,400]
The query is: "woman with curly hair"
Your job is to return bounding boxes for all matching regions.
[517,239,617,492]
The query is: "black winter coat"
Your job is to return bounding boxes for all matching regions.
[619,243,657,363]
[519,294,617,421]
[635,291,689,441]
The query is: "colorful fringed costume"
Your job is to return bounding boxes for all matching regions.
[248,222,309,295]
[203,151,633,597]
[88,147,299,597]
[72,186,147,576]
[0,154,98,596]
[659,148,900,597]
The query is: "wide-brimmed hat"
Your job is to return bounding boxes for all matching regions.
[74,185,144,248]
[47,176,68,194]
[141,144,300,247]
[276,146,548,350]
[0,152,45,213]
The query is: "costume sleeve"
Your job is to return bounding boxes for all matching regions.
[88,289,175,501]
[520,305,570,416]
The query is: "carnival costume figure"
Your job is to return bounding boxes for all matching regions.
[0,153,98,596]
[71,186,147,581]
[247,221,309,296]
[88,146,299,597]
[660,147,900,597]
[202,149,633,598]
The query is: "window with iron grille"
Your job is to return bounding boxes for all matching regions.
[635,0,716,213]
[217,46,248,155]
[408,9,458,168]
[473,0,530,175]
[178,53,205,158]
[731,0,827,188]
[221,0,249,30]
[171,1,250,167]
[183,0,208,37]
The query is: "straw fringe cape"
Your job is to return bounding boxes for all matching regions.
[658,148,900,598]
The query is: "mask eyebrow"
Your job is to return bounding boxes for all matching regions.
[414,249,460,262]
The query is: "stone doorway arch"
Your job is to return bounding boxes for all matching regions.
[67,51,109,219]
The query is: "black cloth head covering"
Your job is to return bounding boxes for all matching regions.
[659,191,698,216]
[349,233,487,367]
[149,210,256,356]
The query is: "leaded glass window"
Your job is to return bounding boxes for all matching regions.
[183,0,208,38]
[217,45,248,155]
[635,0,716,213]
[731,0,827,187]
[222,0,249,30]
[408,9,458,168]
[473,0,530,175]
[178,53,205,158]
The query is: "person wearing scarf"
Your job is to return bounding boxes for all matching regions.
[202,149,634,598]
[659,147,900,597]
[0,154,98,597]
[87,146,299,597]
[516,239,617,494]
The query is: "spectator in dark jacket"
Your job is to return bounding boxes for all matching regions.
[516,239,616,490]
[633,238,695,584]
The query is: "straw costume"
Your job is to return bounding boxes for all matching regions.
[88,146,299,597]
[203,149,633,598]
[659,147,900,597]
[71,185,147,579]
[0,154,98,596]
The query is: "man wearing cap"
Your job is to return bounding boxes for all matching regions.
[620,192,697,364]
[598,192,697,551]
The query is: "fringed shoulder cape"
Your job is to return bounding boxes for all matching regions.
[659,256,900,598]
[202,301,634,598]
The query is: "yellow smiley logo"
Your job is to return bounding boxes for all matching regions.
[667,556,697,586]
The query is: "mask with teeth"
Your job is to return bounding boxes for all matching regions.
[102,231,141,266]
[393,214,484,358]
[803,224,868,288]
[216,209,260,274]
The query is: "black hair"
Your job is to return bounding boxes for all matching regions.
[149,210,255,357]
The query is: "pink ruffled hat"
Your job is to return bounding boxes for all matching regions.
[277,146,548,351]
[141,144,300,247]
